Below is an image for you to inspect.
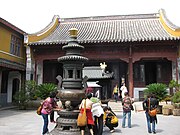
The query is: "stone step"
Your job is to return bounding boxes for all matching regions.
[107,101,144,112]
[108,101,123,112]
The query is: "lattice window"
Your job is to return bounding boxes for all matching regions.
[10,35,22,56]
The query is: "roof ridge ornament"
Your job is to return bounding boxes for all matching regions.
[69,28,78,38]
[100,62,107,75]
[159,9,180,36]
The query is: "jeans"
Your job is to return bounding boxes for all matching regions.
[105,121,118,130]
[93,114,104,135]
[41,113,49,134]
[145,112,156,133]
[50,111,54,122]
[122,111,131,128]
[114,93,118,102]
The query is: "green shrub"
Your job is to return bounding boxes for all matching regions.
[169,80,180,92]
[25,80,38,100]
[173,103,180,109]
[35,83,57,99]
[14,88,30,109]
[163,95,172,102]
[171,91,180,103]
[144,83,168,101]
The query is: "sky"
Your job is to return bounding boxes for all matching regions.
[0,0,180,34]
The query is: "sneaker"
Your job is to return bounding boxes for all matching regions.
[153,131,156,134]
[110,130,115,133]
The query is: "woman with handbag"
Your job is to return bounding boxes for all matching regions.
[103,106,118,133]
[78,93,94,135]
[41,91,61,135]
[142,94,158,134]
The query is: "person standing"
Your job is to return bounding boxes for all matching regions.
[122,92,133,128]
[120,83,128,99]
[142,94,158,134]
[90,95,104,135]
[113,84,119,102]
[41,91,61,135]
[79,93,94,135]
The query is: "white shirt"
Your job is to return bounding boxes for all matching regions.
[91,103,104,117]
[121,85,128,98]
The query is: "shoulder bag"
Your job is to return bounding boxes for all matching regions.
[77,99,87,126]
[37,103,43,115]
[148,98,157,117]
[111,112,118,124]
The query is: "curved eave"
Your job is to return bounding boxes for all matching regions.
[28,37,179,46]
[26,15,60,44]
[159,9,180,37]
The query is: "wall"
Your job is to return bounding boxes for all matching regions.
[0,24,26,64]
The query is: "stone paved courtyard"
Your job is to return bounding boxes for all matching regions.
[0,101,180,135]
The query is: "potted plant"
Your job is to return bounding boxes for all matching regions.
[169,80,180,92]
[161,95,174,115]
[144,83,168,114]
[171,91,180,116]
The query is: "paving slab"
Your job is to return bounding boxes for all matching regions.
[0,102,180,135]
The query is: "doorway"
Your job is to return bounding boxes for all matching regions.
[12,78,20,101]
[145,62,157,85]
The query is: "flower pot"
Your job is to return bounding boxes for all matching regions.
[162,104,174,115]
[173,109,180,116]
[162,108,171,115]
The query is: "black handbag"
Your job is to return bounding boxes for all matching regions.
[130,104,134,111]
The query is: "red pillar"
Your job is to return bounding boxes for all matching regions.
[34,59,37,82]
[128,46,134,97]
[176,59,179,82]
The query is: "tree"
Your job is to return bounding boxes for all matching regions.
[25,80,38,100]
[171,91,180,104]
[169,80,180,92]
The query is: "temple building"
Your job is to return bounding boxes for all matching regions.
[0,17,26,107]
[25,9,180,100]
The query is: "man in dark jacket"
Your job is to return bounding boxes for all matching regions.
[142,94,158,134]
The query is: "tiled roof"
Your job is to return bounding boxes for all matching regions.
[28,13,180,45]
[83,66,114,79]
[0,17,25,34]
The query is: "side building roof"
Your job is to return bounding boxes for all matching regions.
[27,9,180,45]
[83,66,114,80]
[0,17,25,34]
